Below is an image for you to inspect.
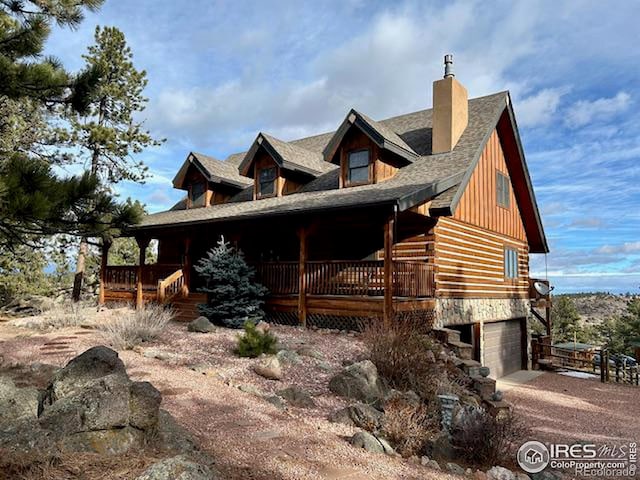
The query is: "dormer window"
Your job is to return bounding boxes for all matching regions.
[189,182,206,208]
[347,149,370,185]
[258,167,277,197]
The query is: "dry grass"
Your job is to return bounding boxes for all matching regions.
[36,302,84,330]
[100,303,174,350]
[0,448,158,480]
[361,319,444,401]
[381,396,438,458]
[450,405,530,467]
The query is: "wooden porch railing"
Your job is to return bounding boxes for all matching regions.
[104,264,182,291]
[255,260,435,298]
[157,268,185,303]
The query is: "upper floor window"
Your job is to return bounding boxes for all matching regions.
[258,167,277,197]
[504,247,519,279]
[347,149,370,184]
[189,182,206,208]
[496,171,510,208]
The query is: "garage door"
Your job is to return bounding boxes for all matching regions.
[484,319,524,379]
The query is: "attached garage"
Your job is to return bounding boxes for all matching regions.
[483,319,526,379]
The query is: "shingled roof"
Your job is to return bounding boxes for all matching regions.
[172,152,252,190]
[239,132,334,178]
[137,91,548,253]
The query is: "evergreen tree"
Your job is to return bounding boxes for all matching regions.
[67,26,164,300]
[195,237,267,329]
[551,296,584,343]
[0,1,141,249]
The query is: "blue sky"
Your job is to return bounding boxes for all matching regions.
[45,0,640,294]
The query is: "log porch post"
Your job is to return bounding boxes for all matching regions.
[98,238,112,305]
[383,215,395,327]
[297,226,308,327]
[182,238,192,296]
[136,237,150,309]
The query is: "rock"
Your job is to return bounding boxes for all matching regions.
[0,376,39,421]
[1,294,55,316]
[474,471,489,480]
[60,426,145,455]
[39,346,128,408]
[276,386,316,408]
[276,349,300,364]
[420,455,430,466]
[143,348,178,361]
[265,395,287,410]
[255,320,271,334]
[515,474,531,480]
[39,373,131,436]
[135,454,219,480]
[487,466,516,480]
[316,360,332,371]
[427,432,456,461]
[156,409,200,454]
[383,389,421,409]
[129,381,162,429]
[328,403,383,431]
[237,384,263,396]
[297,346,324,360]
[492,390,504,401]
[188,316,215,333]
[426,459,441,470]
[349,431,394,455]
[530,472,562,480]
[328,360,386,404]
[446,462,466,476]
[425,350,436,363]
[253,356,282,380]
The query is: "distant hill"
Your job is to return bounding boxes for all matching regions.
[556,293,638,324]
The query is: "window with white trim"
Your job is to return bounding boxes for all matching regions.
[504,247,519,279]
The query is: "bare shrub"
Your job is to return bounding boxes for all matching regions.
[33,302,84,330]
[100,303,173,350]
[382,396,438,457]
[450,406,530,467]
[361,319,443,400]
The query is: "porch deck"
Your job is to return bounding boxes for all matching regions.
[101,260,436,323]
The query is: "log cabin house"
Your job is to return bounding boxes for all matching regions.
[100,56,551,379]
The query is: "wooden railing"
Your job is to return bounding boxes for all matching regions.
[255,260,435,298]
[104,264,182,291]
[157,269,185,303]
[254,262,299,295]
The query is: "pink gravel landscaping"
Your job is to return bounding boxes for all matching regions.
[508,372,640,446]
[0,311,464,480]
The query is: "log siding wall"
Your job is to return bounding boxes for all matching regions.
[432,127,530,299]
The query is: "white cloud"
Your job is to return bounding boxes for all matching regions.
[565,91,631,127]
[515,88,567,127]
[595,242,640,255]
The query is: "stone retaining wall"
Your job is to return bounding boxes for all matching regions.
[434,298,531,328]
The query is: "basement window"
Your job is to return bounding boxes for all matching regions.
[258,167,277,197]
[496,171,511,208]
[347,149,370,184]
[504,247,519,279]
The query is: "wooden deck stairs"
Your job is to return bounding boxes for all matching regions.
[169,293,207,322]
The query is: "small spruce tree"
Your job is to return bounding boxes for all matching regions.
[195,237,267,328]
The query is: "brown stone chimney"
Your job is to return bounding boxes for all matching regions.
[432,54,468,154]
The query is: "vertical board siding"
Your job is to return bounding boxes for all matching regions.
[434,128,530,299]
[453,129,526,241]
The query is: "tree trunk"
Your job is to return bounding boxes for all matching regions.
[72,239,88,302]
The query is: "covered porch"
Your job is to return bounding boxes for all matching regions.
[100,205,437,326]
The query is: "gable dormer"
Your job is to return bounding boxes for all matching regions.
[172,152,251,208]
[240,133,332,200]
[323,109,418,188]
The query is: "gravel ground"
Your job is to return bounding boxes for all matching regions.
[0,309,464,480]
[508,372,640,445]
